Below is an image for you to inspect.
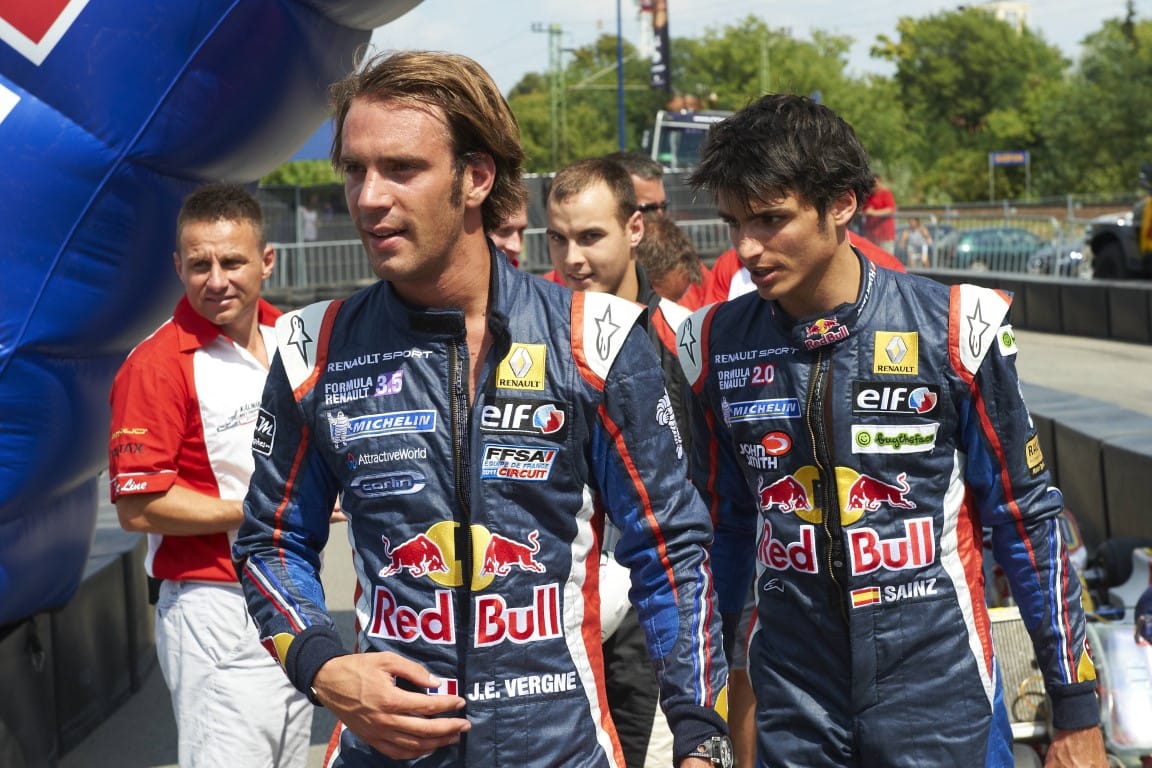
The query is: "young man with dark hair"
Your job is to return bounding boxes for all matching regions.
[677,93,1105,767]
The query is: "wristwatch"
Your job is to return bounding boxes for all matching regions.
[688,735,734,767]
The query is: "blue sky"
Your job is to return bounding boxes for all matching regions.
[370,0,1137,95]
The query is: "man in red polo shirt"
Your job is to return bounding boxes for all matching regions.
[108,183,311,767]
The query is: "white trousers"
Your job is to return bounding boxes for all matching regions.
[155,580,313,768]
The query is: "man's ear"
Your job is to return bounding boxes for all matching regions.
[829,190,857,227]
[627,209,644,249]
[464,152,496,209]
[261,244,276,281]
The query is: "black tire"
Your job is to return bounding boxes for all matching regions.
[1092,241,1128,279]
[1092,537,1152,587]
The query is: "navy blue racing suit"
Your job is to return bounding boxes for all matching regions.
[676,255,1097,767]
[234,254,728,767]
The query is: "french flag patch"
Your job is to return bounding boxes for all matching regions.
[427,678,459,696]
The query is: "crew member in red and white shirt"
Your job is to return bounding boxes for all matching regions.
[108,183,311,768]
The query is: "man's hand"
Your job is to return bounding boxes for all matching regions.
[1044,726,1107,767]
[679,759,713,768]
[311,653,470,760]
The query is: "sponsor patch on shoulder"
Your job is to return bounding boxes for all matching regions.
[997,325,1017,357]
[1025,434,1045,475]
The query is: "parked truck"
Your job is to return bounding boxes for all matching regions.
[1089,162,1152,279]
[643,109,732,171]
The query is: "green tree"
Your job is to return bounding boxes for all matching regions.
[872,7,1066,200]
[261,159,340,187]
[1038,11,1152,194]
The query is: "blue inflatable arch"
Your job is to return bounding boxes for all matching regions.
[0,0,421,625]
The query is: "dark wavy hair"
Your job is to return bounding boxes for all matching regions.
[688,94,873,222]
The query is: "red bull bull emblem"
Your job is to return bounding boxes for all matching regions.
[757,475,811,514]
[480,530,545,576]
[379,534,450,578]
[845,471,916,514]
[803,317,849,350]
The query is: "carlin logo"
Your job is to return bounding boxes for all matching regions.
[497,344,546,391]
[351,471,427,499]
[252,408,276,456]
[369,522,560,646]
[761,431,792,456]
[480,398,567,440]
[873,332,918,375]
[481,445,558,481]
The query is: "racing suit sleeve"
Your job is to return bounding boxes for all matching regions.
[956,309,1098,730]
[592,322,729,762]
[676,307,759,655]
[232,351,346,699]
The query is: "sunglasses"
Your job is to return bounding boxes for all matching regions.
[637,201,669,214]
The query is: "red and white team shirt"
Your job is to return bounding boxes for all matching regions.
[108,297,280,583]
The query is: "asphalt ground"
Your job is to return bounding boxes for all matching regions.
[59,329,1152,768]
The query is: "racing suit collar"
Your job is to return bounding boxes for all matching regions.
[378,246,509,347]
[776,248,878,351]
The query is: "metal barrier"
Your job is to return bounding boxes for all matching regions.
[268,213,1092,293]
[890,212,1089,278]
[519,219,732,275]
[267,240,373,290]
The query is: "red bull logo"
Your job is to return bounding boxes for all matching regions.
[475,584,562,646]
[378,533,450,578]
[848,517,935,575]
[803,317,849,350]
[367,583,562,646]
[757,475,811,514]
[757,519,818,574]
[369,586,455,643]
[845,472,916,514]
[480,530,545,576]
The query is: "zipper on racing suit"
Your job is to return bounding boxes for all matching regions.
[449,338,474,744]
[806,348,849,623]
